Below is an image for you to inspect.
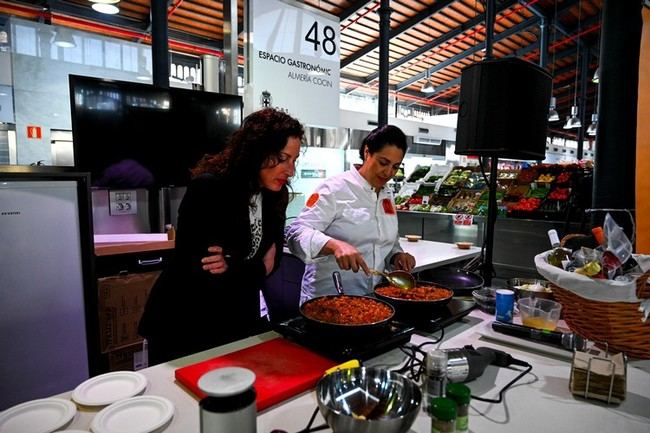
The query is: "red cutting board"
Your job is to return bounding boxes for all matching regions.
[175,338,337,411]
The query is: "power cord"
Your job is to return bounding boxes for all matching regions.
[294,407,328,433]
[395,328,445,381]
[396,339,534,405]
[470,353,532,404]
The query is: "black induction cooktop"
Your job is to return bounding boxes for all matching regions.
[273,299,476,361]
[399,298,477,334]
[274,318,415,362]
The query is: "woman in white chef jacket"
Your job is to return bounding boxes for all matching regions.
[286,124,415,303]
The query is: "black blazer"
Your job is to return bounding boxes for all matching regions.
[139,173,287,358]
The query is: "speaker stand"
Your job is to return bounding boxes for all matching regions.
[480,156,499,287]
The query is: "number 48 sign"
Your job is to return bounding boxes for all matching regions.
[250,0,340,127]
[304,21,337,56]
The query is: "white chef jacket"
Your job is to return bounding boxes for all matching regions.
[286,166,403,303]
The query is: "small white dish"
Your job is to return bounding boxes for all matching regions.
[0,397,76,433]
[405,234,422,242]
[72,371,147,407]
[54,430,91,433]
[90,396,174,433]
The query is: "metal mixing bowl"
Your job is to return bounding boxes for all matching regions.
[505,278,554,300]
[316,367,421,433]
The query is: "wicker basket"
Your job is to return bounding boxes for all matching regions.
[549,270,650,359]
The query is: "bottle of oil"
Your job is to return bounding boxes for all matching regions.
[547,229,570,268]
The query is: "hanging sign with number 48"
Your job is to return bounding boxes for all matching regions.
[249,0,340,127]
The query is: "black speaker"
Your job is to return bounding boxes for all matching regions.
[455,58,552,160]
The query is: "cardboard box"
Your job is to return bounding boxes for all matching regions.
[108,341,148,372]
[98,271,160,353]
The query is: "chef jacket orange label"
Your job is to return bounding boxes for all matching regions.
[382,198,395,215]
[306,193,320,208]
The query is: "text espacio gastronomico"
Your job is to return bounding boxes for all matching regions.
[258,50,334,88]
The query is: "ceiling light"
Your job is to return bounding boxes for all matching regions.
[587,113,598,136]
[52,28,76,48]
[563,105,581,129]
[547,1,559,123]
[92,2,120,14]
[565,1,582,130]
[421,79,435,94]
[548,96,559,121]
[592,67,600,84]
[89,0,119,3]
[569,105,582,128]
[420,68,435,93]
[563,116,581,130]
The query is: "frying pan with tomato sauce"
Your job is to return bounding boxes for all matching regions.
[373,281,453,319]
[299,294,395,340]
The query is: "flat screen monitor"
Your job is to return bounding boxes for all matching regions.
[69,75,242,189]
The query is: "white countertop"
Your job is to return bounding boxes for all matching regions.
[283,239,481,273]
[49,309,650,433]
[399,238,481,272]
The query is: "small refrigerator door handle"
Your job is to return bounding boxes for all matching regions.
[138,257,163,266]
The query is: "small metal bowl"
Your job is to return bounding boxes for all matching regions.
[505,278,553,300]
[316,367,421,433]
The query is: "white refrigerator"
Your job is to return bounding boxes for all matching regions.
[0,170,96,410]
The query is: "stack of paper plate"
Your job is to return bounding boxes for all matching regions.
[72,371,148,407]
[90,396,174,433]
[0,398,77,433]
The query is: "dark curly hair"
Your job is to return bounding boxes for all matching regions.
[191,108,304,197]
[359,124,408,161]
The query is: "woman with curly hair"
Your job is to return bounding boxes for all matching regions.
[139,108,304,364]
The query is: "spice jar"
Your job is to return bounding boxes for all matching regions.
[424,348,448,412]
[430,397,457,433]
[446,383,471,433]
[198,367,257,433]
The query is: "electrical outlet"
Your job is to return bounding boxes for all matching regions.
[109,190,138,215]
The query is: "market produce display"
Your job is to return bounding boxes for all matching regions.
[395,162,593,221]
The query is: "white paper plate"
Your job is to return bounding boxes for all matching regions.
[54,430,91,433]
[72,371,148,406]
[90,396,174,433]
[0,398,76,433]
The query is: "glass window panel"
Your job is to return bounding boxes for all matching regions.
[62,37,82,63]
[122,45,137,72]
[104,41,121,69]
[84,38,103,67]
[14,24,37,56]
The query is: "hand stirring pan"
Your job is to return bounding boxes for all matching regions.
[369,269,416,290]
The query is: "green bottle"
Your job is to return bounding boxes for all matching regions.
[430,397,457,433]
[446,383,471,433]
